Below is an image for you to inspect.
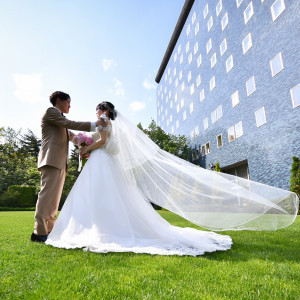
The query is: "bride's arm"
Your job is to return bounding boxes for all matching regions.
[80,130,109,157]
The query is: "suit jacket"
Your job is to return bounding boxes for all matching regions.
[38,107,91,170]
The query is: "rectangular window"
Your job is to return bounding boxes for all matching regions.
[178,44,181,54]
[175,78,178,87]
[195,125,199,136]
[220,38,227,56]
[228,126,235,142]
[217,105,223,119]
[186,24,191,36]
[188,52,193,64]
[197,54,202,67]
[206,39,212,53]
[270,52,284,77]
[186,41,190,53]
[194,42,199,54]
[211,110,217,124]
[211,53,217,68]
[203,4,209,19]
[195,22,200,36]
[242,33,252,54]
[171,126,174,134]
[235,121,243,138]
[174,53,177,62]
[190,130,195,141]
[207,16,213,32]
[255,107,267,127]
[226,55,234,73]
[200,89,205,102]
[210,76,216,91]
[181,81,185,92]
[244,2,254,24]
[231,90,240,107]
[216,0,222,16]
[196,74,201,87]
[201,143,210,156]
[177,104,180,113]
[246,76,256,96]
[183,110,187,121]
[187,71,192,82]
[217,134,223,147]
[179,70,183,80]
[175,93,178,102]
[211,105,223,123]
[190,102,194,113]
[201,145,206,156]
[290,84,300,108]
[190,84,195,95]
[271,0,285,21]
[203,117,209,130]
[181,98,184,108]
[236,0,244,7]
[180,54,183,64]
[192,11,197,24]
[170,101,173,109]
[221,13,228,30]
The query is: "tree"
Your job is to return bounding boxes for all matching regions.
[19,129,41,160]
[290,156,300,201]
[138,119,191,161]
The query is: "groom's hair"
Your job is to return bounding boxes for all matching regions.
[50,91,70,106]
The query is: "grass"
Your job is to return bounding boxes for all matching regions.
[0,211,299,299]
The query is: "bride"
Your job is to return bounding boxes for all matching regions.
[46,101,299,256]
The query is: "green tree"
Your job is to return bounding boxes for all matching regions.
[19,129,41,160]
[290,156,300,201]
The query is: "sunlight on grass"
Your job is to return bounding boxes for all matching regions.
[0,211,299,299]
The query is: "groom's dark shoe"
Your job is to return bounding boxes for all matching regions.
[31,232,48,243]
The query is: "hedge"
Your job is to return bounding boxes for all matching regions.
[0,185,36,207]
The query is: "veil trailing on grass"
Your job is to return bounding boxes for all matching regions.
[111,112,298,231]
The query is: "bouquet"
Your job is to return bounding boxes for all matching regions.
[72,132,94,171]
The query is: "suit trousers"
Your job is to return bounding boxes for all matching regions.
[34,165,66,235]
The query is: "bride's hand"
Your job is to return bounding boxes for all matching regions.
[80,147,88,159]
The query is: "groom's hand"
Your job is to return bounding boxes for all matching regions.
[96,118,107,127]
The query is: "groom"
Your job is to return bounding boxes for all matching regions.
[31,91,104,242]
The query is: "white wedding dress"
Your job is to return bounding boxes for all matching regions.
[46,112,298,256]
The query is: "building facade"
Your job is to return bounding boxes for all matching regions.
[156,0,300,189]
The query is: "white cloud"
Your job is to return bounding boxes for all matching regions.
[113,78,125,97]
[102,59,118,71]
[129,101,146,112]
[143,79,156,90]
[13,73,44,103]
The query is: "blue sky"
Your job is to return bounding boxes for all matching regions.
[0,0,183,137]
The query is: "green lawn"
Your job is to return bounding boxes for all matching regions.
[0,211,299,299]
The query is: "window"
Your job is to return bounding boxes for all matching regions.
[186,24,191,36]
[246,76,256,96]
[255,107,267,127]
[244,2,254,24]
[169,77,172,85]
[203,4,209,19]
[211,105,223,123]
[191,84,195,95]
[181,82,185,92]
[194,42,199,54]
[228,121,243,142]
[203,117,209,130]
[178,44,181,54]
[175,93,178,102]
[216,0,222,16]
[201,142,210,155]
[176,120,179,128]
[169,90,171,98]
[270,52,284,77]
[236,0,244,7]
[180,54,183,64]
[174,53,177,62]
[173,67,177,77]
[170,101,173,109]
[211,53,217,68]
[206,39,212,53]
[166,96,168,104]
[168,67,170,75]
[171,126,174,134]
[186,41,190,53]
[207,16,213,32]
[200,89,205,102]
[188,52,193,64]
[188,71,192,82]
[179,70,183,80]
[191,130,195,141]
[190,102,194,113]
[210,76,216,91]
[290,84,300,108]
[197,54,202,67]
[226,55,234,73]
[221,13,228,30]
[181,98,184,108]
[175,78,178,87]
[177,104,180,113]
[242,33,252,54]
[271,0,285,21]
[231,90,240,107]
[183,110,187,121]
[217,134,223,148]
[195,125,199,136]
[195,22,200,36]
[192,11,197,24]
[220,38,227,56]
[196,74,201,87]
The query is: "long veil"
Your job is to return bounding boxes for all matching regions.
[110,112,298,231]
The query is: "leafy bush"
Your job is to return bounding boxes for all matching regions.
[0,185,36,207]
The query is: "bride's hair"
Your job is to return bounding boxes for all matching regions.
[96,101,117,120]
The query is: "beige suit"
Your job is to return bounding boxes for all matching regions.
[34,107,91,235]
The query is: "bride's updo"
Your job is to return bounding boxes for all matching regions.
[96,101,117,120]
